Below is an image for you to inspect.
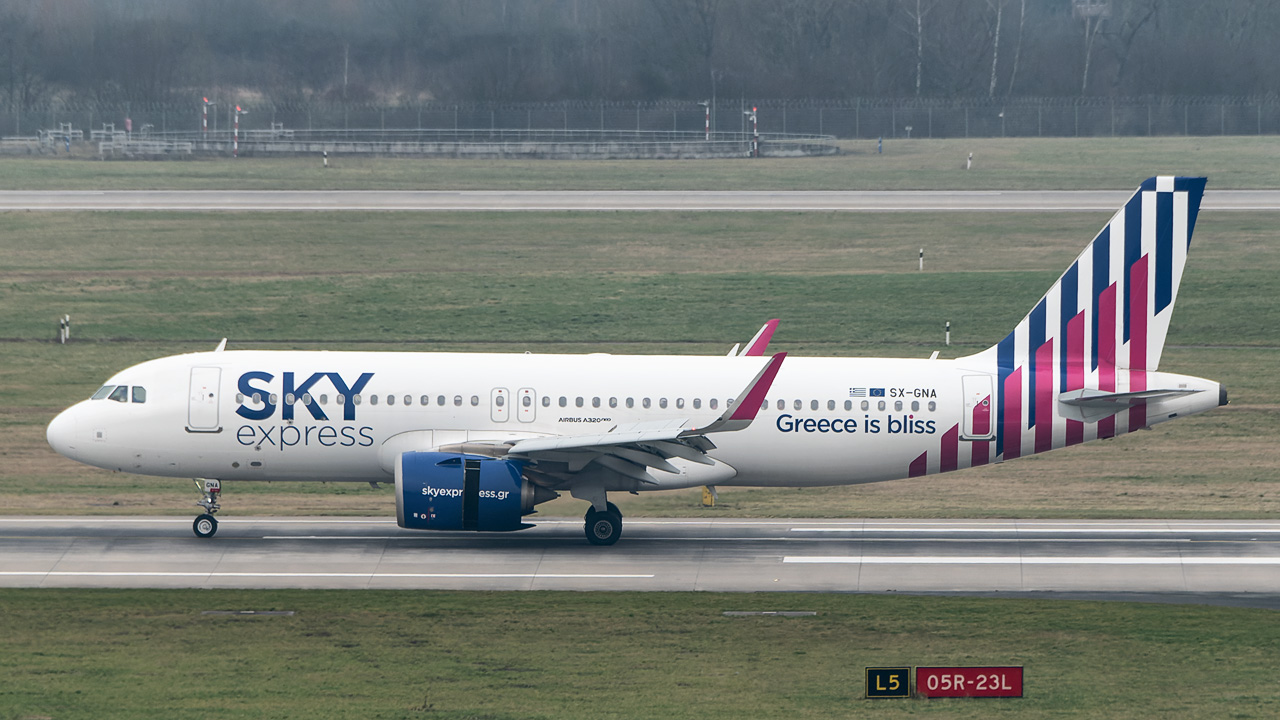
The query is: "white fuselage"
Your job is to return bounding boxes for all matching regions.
[45,348,1222,491]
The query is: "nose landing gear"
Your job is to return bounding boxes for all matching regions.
[193,478,221,538]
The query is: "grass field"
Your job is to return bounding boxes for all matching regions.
[3,135,1280,190]
[1,589,1277,719]
[1,209,1276,519]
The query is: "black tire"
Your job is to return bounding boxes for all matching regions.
[193,514,218,538]
[584,508,622,546]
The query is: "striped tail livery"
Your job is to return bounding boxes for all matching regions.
[957,176,1223,466]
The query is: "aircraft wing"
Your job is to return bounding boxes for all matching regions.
[502,353,786,485]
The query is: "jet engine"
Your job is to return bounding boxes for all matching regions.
[395,452,557,532]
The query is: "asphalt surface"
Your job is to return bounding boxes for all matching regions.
[1,189,1279,211]
[3,516,1279,605]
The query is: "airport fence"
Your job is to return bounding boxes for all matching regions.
[4,96,1279,145]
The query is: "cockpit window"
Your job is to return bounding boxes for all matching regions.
[108,386,129,403]
[91,385,115,400]
[132,386,147,404]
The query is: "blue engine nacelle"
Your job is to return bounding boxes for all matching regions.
[395,452,557,532]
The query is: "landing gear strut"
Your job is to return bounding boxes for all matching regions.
[584,501,622,546]
[193,478,221,538]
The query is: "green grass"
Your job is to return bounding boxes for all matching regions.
[0,589,1276,719]
[4,136,1280,190]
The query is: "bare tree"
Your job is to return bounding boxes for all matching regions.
[1077,0,1108,95]
[987,0,1005,97]
[1004,0,1025,95]
[897,0,938,96]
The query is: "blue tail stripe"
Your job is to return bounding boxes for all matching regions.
[1123,192,1142,343]
[1091,227,1110,372]
[996,332,1015,458]
[1027,299,1046,428]
[1060,262,1078,392]
[1155,191,1174,314]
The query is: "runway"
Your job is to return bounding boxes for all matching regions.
[1,189,1278,212]
[3,517,1279,604]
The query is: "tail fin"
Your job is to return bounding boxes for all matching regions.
[963,176,1207,457]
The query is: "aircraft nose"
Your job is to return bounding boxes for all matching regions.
[46,406,79,458]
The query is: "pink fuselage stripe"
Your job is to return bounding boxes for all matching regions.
[1002,367,1023,460]
[971,440,989,467]
[973,394,991,435]
[1128,256,1149,432]
[1066,311,1085,446]
[940,424,959,473]
[908,451,928,478]
[1098,283,1117,439]
[1035,339,1054,454]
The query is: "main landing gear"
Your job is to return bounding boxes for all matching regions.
[193,478,221,538]
[584,501,622,546]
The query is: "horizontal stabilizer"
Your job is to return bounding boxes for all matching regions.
[1058,387,1200,423]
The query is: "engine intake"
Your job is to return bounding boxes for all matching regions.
[395,452,556,532]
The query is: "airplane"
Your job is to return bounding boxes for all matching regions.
[46,177,1225,545]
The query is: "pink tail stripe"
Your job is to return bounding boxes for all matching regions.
[1002,367,1023,460]
[1034,339,1054,454]
[972,440,990,467]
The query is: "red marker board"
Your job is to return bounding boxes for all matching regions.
[916,667,1023,698]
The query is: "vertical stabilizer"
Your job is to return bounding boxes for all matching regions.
[962,176,1207,459]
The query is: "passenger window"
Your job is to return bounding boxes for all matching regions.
[235,393,244,403]
[609,397,617,408]
[928,401,936,412]
[420,395,429,406]
[454,395,462,406]
[760,399,767,410]
[659,398,668,409]
[626,397,634,408]
[132,387,147,403]
[861,400,869,411]
[676,398,684,409]
[777,399,784,410]
[827,400,835,411]
[285,393,296,405]
[693,398,701,409]
[269,393,278,405]
[470,395,479,406]
[353,394,362,405]
[403,395,411,406]
[438,395,446,406]
[911,400,919,411]
[575,397,584,408]
[845,400,853,411]
[387,395,396,406]
[810,400,819,411]
[523,395,532,407]
[336,394,345,406]
[302,393,312,405]
[878,400,886,411]
[793,399,801,410]
[559,396,567,407]
[495,395,504,407]
[710,399,718,410]
[592,397,600,408]
[894,400,903,411]
[92,385,114,400]
[320,394,328,405]
[370,395,379,406]
[643,398,651,409]
[542,396,550,407]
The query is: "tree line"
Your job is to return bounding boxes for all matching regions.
[2,0,1276,109]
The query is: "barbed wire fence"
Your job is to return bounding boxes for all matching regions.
[4,96,1279,141]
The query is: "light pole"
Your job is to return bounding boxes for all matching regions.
[234,105,247,158]
[202,97,216,139]
[743,106,758,157]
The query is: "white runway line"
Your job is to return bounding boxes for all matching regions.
[0,571,654,579]
[784,556,1280,565]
